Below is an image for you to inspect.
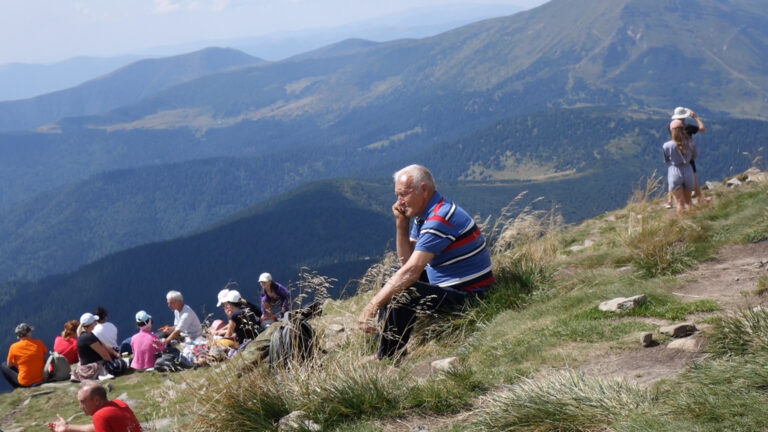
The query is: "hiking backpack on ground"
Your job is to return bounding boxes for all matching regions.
[239,300,321,369]
[43,351,71,382]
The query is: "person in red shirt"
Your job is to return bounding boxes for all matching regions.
[48,381,143,432]
[53,320,80,364]
[2,322,47,388]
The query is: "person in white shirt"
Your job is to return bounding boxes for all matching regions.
[162,290,203,342]
[92,306,118,348]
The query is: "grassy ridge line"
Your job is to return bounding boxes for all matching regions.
[1,174,766,431]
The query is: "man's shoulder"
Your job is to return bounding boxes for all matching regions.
[424,196,471,225]
[110,399,131,409]
[95,399,133,416]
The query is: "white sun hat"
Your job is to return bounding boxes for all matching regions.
[671,106,691,120]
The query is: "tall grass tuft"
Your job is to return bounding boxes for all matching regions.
[474,369,658,431]
[192,368,293,431]
[707,307,768,357]
[301,362,404,425]
[404,365,487,414]
[293,266,334,307]
[663,355,768,430]
[619,174,706,277]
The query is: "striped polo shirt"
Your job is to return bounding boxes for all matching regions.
[410,191,494,292]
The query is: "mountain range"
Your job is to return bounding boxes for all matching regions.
[0,47,265,132]
[2,0,766,210]
[3,106,764,284]
[1,0,767,383]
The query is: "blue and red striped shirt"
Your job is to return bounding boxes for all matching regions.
[410,192,494,292]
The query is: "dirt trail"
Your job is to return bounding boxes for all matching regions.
[580,240,768,386]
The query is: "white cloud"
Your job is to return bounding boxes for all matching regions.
[153,0,183,14]
[211,0,231,12]
[153,0,231,14]
[74,2,91,16]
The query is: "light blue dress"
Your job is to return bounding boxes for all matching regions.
[662,139,698,191]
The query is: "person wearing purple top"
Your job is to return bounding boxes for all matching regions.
[663,118,699,215]
[258,273,291,323]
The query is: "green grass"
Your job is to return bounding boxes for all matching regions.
[3,178,767,432]
[404,366,487,414]
[757,273,768,296]
[473,370,659,432]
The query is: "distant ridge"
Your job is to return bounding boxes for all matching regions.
[0,55,141,102]
[0,47,266,132]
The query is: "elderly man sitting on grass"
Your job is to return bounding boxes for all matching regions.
[357,164,494,360]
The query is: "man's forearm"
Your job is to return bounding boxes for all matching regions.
[395,224,414,266]
[167,329,181,341]
[370,264,422,307]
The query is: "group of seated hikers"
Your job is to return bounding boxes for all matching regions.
[4,164,498,391]
[1,272,292,388]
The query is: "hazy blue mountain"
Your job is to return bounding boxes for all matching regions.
[2,0,766,211]
[0,2,522,105]
[1,106,763,285]
[0,158,275,282]
[0,55,141,102]
[142,3,525,61]
[77,0,768,131]
[0,47,266,132]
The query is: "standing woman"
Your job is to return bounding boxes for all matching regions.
[667,107,708,207]
[663,119,699,214]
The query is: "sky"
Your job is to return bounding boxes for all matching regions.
[1,0,548,65]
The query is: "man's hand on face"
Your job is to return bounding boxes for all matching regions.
[392,201,410,228]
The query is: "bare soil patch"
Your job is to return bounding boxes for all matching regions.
[581,241,768,386]
[672,241,768,310]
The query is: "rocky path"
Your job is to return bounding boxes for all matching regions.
[581,240,768,386]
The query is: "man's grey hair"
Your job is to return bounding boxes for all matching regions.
[166,290,183,302]
[393,164,436,191]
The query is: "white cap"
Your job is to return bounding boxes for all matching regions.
[258,272,272,283]
[135,310,152,323]
[80,312,99,326]
[216,289,230,307]
[223,289,242,304]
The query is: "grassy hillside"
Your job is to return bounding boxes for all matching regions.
[2,169,766,430]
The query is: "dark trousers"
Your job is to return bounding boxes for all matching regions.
[376,280,476,359]
[1,362,20,388]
